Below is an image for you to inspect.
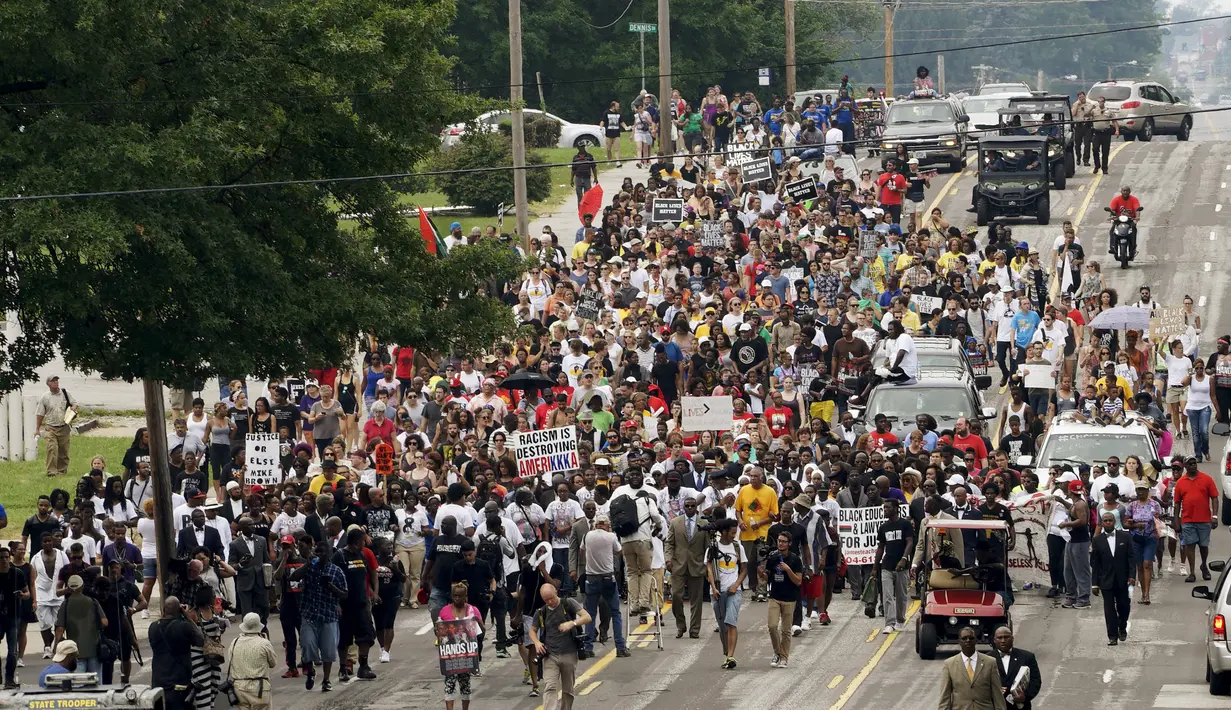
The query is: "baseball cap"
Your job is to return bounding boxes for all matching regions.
[67,575,84,590]
[738,323,753,332]
[449,222,462,231]
[945,474,965,486]
[1016,241,1029,250]
[225,481,240,491]
[1068,481,1084,493]
[1134,479,1150,490]
[281,534,296,545]
[594,457,611,467]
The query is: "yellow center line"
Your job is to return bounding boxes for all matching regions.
[828,600,921,710]
[926,170,966,216]
[828,675,845,689]
[579,680,603,696]
[865,628,879,643]
[1049,141,1132,300]
[1066,206,1075,216]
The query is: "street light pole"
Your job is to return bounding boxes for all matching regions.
[658,0,672,157]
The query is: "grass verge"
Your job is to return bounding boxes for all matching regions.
[1,438,130,536]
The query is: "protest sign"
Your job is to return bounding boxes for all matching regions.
[1005,492,1053,589]
[858,231,879,259]
[576,290,604,321]
[651,198,685,224]
[725,147,753,170]
[967,347,988,377]
[512,426,580,480]
[910,294,943,315]
[373,443,395,477]
[1020,363,1057,390]
[1149,306,1186,342]
[783,177,819,203]
[740,157,774,184]
[700,221,725,248]
[436,618,481,675]
[244,433,282,487]
[837,504,909,565]
[284,377,307,405]
[682,396,734,431]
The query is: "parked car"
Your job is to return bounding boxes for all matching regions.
[1191,559,1231,694]
[853,368,994,441]
[440,109,604,149]
[1086,80,1193,142]
[880,95,970,172]
[977,82,1031,96]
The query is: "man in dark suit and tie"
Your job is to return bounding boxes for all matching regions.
[229,514,272,625]
[176,507,226,559]
[1091,510,1134,645]
[990,625,1041,710]
[665,497,711,638]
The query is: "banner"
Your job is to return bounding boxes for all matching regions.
[700,221,725,249]
[784,177,819,202]
[910,294,943,315]
[576,290,604,322]
[512,426,580,480]
[859,231,879,259]
[1006,492,1053,589]
[682,396,734,431]
[435,618,481,675]
[244,433,282,487]
[837,504,909,565]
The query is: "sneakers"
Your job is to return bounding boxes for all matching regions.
[809,610,819,620]
[1022,582,1035,591]
[778,657,789,668]
[409,601,420,609]
[141,609,150,620]
[320,680,332,693]
[523,669,532,685]
[616,648,631,658]
[496,647,511,659]
[15,660,22,668]
[881,624,894,635]
[819,612,832,626]
[801,617,812,631]
[338,668,351,683]
[1073,602,1091,609]
[1061,601,1075,608]
[529,687,541,697]
[1166,561,1175,574]
[357,665,376,681]
[281,667,299,678]
[722,656,737,670]
[893,622,907,633]
[791,625,802,637]
[1046,587,1060,598]
[770,654,781,668]
[42,647,51,660]
[305,670,316,691]
[471,665,482,678]
[379,649,390,664]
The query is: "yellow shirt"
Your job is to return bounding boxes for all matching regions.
[936,251,963,275]
[735,484,779,542]
[898,310,922,332]
[894,252,915,272]
[308,473,341,495]
[571,240,592,262]
[1095,375,1134,404]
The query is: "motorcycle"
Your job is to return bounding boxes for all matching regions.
[1104,206,1142,269]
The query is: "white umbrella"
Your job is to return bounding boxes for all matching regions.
[1088,305,1150,331]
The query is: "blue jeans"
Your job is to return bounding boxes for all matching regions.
[0,618,17,683]
[429,587,451,621]
[798,147,824,161]
[584,574,625,652]
[1188,406,1212,459]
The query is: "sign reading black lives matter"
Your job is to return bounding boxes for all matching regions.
[784,177,819,202]
[511,426,579,481]
[859,231,879,259]
[651,198,685,224]
[244,433,282,486]
[700,221,725,248]
[740,157,773,184]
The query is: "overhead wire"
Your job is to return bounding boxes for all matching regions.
[0,13,1223,108]
[574,0,638,30]
[2,104,1225,203]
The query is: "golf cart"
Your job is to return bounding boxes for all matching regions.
[972,136,1051,227]
[995,96,1075,189]
[915,519,1012,660]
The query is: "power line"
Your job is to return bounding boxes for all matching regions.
[0,13,1219,109]
[574,0,637,30]
[2,104,1224,203]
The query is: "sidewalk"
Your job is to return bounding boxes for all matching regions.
[528,160,645,239]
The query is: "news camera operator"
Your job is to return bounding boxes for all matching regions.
[149,596,206,710]
[763,531,804,668]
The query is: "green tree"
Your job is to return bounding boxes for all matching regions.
[433,133,552,213]
[0,0,525,394]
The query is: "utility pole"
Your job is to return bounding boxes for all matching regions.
[785,0,796,97]
[884,1,896,98]
[937,54,945,94]
[658,0,671,156]
[143,381,176,593]
[509,0,529,250]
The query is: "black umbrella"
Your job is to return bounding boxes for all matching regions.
[498,371,555,391]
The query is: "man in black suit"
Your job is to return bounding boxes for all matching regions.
[176,507,226,559]
[990,625,1041,709]
[1091,510,1134,645]
[229,514,272,626]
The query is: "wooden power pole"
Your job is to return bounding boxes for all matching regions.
[509,0,529,250]
[884,1,896,98]
[785,0,796,97]
[658,0,671,156]
[142,380,177,593]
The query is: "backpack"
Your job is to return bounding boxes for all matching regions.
[477,533,504,578]
[609,495,643,538]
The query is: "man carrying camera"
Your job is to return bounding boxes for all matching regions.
[148,596,205,710]
[529,583,592,710]
[706,518,746,670]
[765,531,804,668]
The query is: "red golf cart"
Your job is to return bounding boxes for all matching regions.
[915,518,1012,660]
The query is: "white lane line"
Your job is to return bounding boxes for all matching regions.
[1206,262,1213,272]
[1223,182,1227,188]
[1213,231,1218,241]
[1102,669,1115,684]
[1218,204,1224,213]
[1200,295,1209,307]
[415,621,434,635]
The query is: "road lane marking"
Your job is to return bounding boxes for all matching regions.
[415,621,433,635]
[1049,141,1131,300]
[1079,184,1086,192]
[1218,204,1224,213]
[949,187,958,196]
[1103,669,1115,684]
[1223,182,1227,188]
[827,600,920,710]
[828,675,844,689]
[1213,231,1218,241]
[1067,207,1074,216]
[1201,295,1209,307]
[865,629,878,643]
[579,681,602,696]
[1206,262,1213,272]
[926,170,965,216]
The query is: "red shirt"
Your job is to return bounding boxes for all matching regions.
[309,368,338,390]
[1174,472,1218,524]
[1109,194,1141,218]
[951,432,988,463]
[764,406,793,439]
[877,172,907,206]
[393,347,416,380]
[362,417,395,447]
[867,431,899,451]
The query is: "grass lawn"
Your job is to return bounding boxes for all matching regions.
[1,437,130,536]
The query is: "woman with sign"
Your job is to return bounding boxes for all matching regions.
[438,581,481,710]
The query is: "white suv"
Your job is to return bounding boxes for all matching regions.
[1087,80,1193,142]
[1019,411,1159,483]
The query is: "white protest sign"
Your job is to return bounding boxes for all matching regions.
[511,426,580,482]
[837,504,908,565]
[1149,306,1186,342]
[910,294,943,315]
[244,433,282,487]
[1006,492,1053,589]
[681,396,734,431]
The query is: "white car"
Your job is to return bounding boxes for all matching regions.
[440,109,604,150]
[1020,411,1159,484]
[977,82,1031,96]
[962,93,1032,145]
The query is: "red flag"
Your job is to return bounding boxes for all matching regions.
[417,206,446,257]
[577,184,604,225]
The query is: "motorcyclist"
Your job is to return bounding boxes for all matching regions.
[1108,186,1142,257]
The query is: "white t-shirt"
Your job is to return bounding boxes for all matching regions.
[1165,354,1192,389]
[561,354,589,388]
[435,502,479,532]
[1090,473,1135,500]
[657,487,701,520]
[395,507,431,547]
[137,518,158,558]
[994,301,1019,343]
[545,499,584,549]
[707,541,746,590]
[474,518,523,578]
[887,333,919,379]
[61,534,97,564]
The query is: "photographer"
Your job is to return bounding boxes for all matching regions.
[148,596,205,710]
[580,515,628,657]
[705,518,746,670]
[764,531,804,668]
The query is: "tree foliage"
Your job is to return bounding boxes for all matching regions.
[0,0,525,394]
[433,134,551,215]
[448,0,877,121]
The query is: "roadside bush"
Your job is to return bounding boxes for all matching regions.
[432,133,551,214]
[497,114,562,148]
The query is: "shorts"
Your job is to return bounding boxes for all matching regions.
[1131,534,1158,565]
[338,603,377,647]
[1167,386,1187,405]
[801,573,825,599]
[809,400,836,425]
[143,557,158,580]
[712,590,742,627]
[373,599,400,631]
[634,131,653,145]
[605,132,620,142]
[36,604,61,633]
[1181,522,1211,547]
[169,388,188,411]
[300,618,339,663]
[904,199,924,214]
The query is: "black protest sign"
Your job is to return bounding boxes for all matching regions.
[859,231,879,259]
[784,177,819,203]
[740,157,773,184]
[651,198,685,224]
[576,290,604,321]
[700,221,725,248]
